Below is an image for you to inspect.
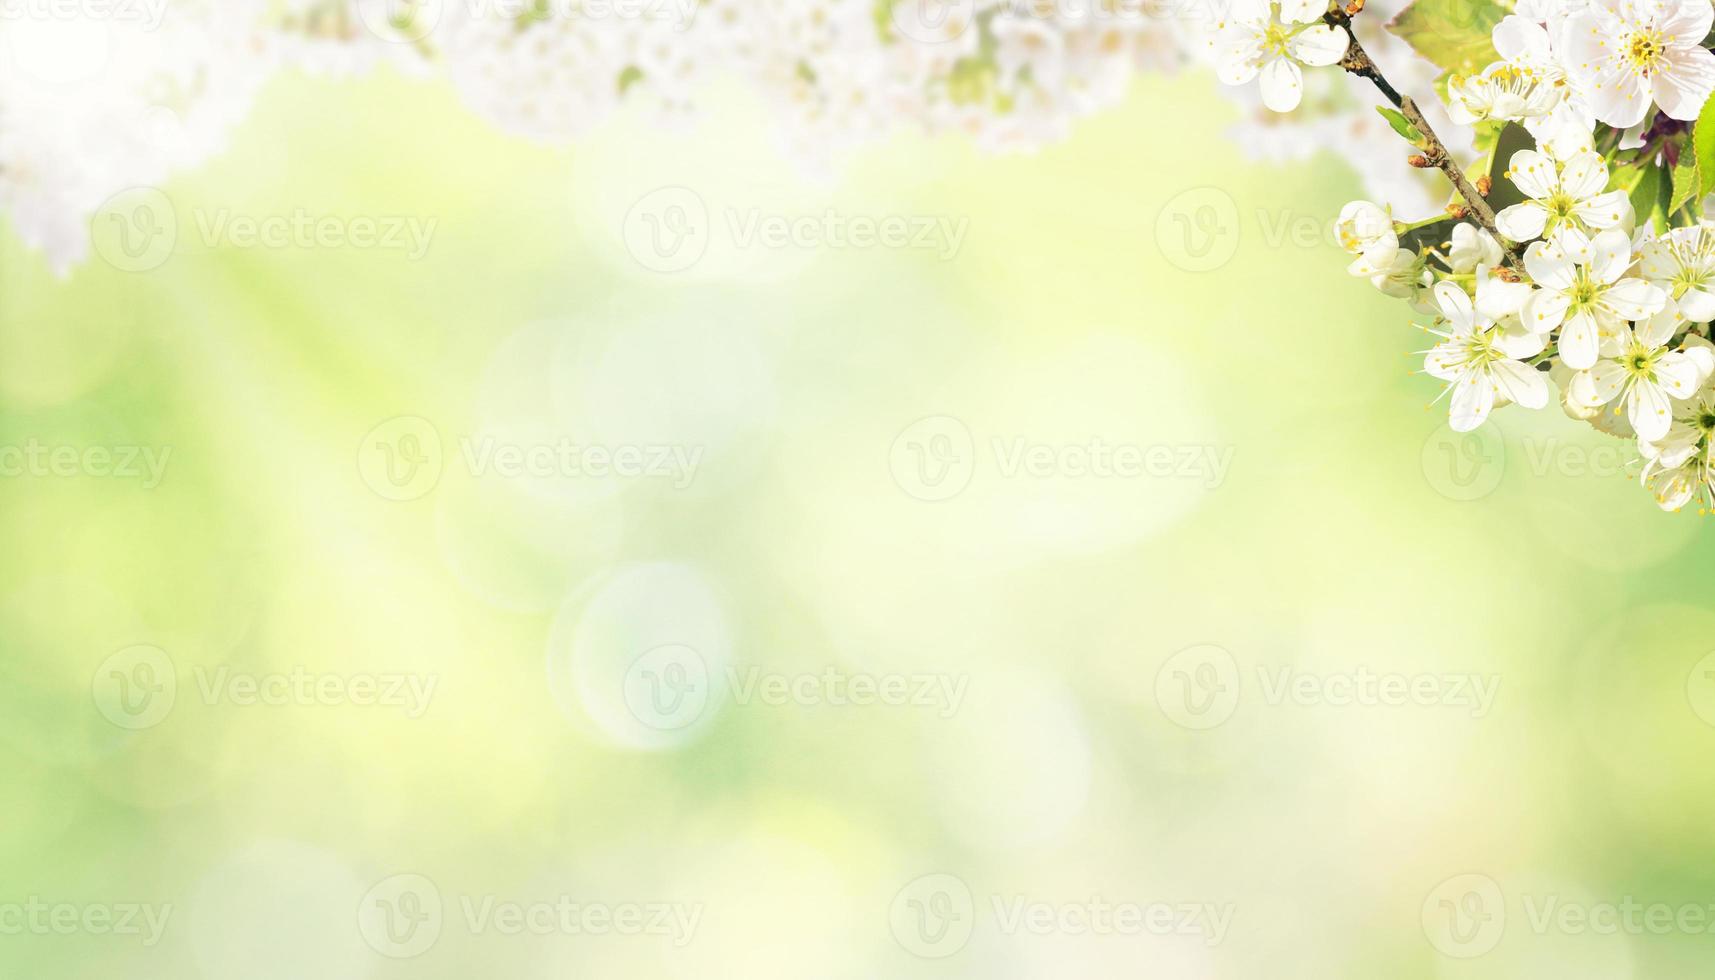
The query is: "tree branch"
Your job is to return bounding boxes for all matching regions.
[1323,7,1523,271]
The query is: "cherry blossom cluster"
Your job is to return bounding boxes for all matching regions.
[12,0,1715,512]
[1207,0,1460,216]
[1230,0,1715,514]
[0,0,1491,268]
[3,0,1217,273]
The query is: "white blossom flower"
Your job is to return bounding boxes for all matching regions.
[1447,62,1566,126]
[1639,224,1715,323]
[1207,0,1349,112]
[1447,223,1503,274]
[992,14,1069,92]
[1447,18,1568,127]
[0,3,272,274]
[1641,444,1714,510]
[1257,4,1471,219]
[1495,135,1629,258]
[1349,239,1430,299]
[1559,0,1715,128]
[1566,311,1715,440]
[1423,280,1549,430]
[1639,363,1715,510]
[1521,231,1667,368]
[440,13,629,141]
[0,0,1357,268]
[1335,200,1394,254]
[1551,358,1634,435]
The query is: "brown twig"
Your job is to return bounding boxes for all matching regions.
[1323,7,1523,270]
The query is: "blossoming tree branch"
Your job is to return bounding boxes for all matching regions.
[9,0,1715,511]
[1213,0,1715,512]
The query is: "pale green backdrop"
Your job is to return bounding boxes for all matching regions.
[3,67,1714,979]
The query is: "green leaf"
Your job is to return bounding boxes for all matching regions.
[1654,164,1674,233]
[1611,160,1647,194]
[1375,105,1424,145]
[1627,161,1668,234]
[1387,0,1510,75]
[1671,148,1701,216]
[1693,92,1715,200]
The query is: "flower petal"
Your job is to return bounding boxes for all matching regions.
[1636,307,1681,348]
[1433,280,1477,332]
[1558,307,1602,369]
[1661,0,1715,45]
[1551,223,1594,264]
[1558,13,1611,85]
[1647,463,1698,510]
[1628,381,1674,442]
[1523,286,1571,333]
[1569,360,1628,407]
[1573,189,1629,230]
[1643,420,1701,467]
[1214,30,1264,84]
[1258,56,1304,112]
[1559,151,1609,198]
[1491,359,1548,409]
[1424,340,1464,381]
[1497,202,1550,242]
[1449,369,1497,431]
[1524,240,1577,289]
[1506,149,1557,199]
[1587,229,1634,284]
[1651,47,1715,120]
[1477,276,1533,319]
[1496,321,1548,359]
[1601,277,1668,321]
[1654,351,1704,399]
[1492,15,1550,62]
[1679,287,1715,323]
[1288,24,1347,66]
[1679,337,1715,385]
[1590,65,1651,128]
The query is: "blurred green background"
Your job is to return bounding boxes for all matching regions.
[4,64,1715,979]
